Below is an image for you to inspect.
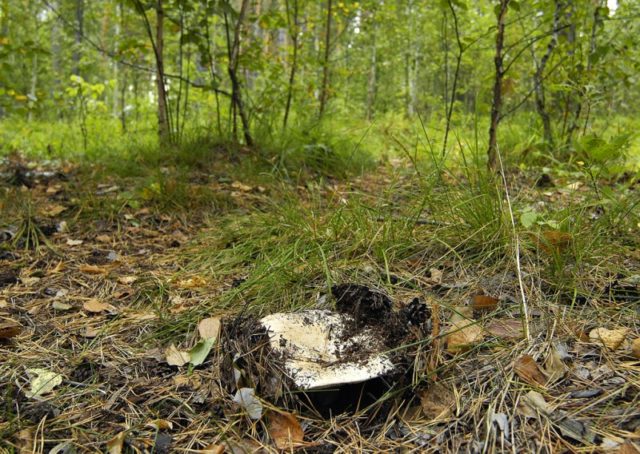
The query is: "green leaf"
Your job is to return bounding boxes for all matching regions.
[520,211,538,229]
[189,338,215,367]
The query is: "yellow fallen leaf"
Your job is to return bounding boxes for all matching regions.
[83,299,112,313]
[177,276,207,289]
[146,419,173,430]
[589,327,630,351]
[519,390,551,417]
[118,276,137,285]
[198,317,221,340]
[106,431,126,454]
[42,204,67,217]
[17,427,34,453]
[446,310,483,354]
[25,368,63,398]
[544,346,568,384]
[46,185,62,195]
[52,301,73,311]
[96,234,112,243]
[47,261,66,275]
[66,238,84,246]
[231,181,253,192]
[165,344,190,367]
[79,264,108,275]
[82,326,99,338]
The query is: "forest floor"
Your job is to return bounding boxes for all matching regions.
[0,148,639,453]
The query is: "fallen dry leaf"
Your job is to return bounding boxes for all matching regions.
[17,427,34,453]
[519,390,551,417]
[83,299,112,313]
[231,181,253,192]
[198,317,221,340]
[20,276,40,286]
[269,411,304,450]
[419,382,456,419]
[538,230,573,253]
[52,301,73,311]
[146,419,173,430]
[0,320,22,339]
[42,203,67,217]
[544,346,568,384]
[632,338,640,359]
[589,327,630,351]
[485,319,524,340]
[26,368,63,398]
[106,431,126,454]
[46,184,62,195]
[118,276,137,285]
[66,238,84,246]
[96,234,112,243]
[618,441,640,454]
[514,355,547,386]
[425,268,443,285]
[446,311,483,354]
[165,344,190,367]
[82,326,99,338]
[79,264,109,275]
[177,276,207,289]
[47,260,66,275]
[472,294,499,312]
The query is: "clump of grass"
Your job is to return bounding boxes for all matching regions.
[255,116,377,180]
[0,192,53,251]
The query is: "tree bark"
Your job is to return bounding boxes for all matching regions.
[318,0,332,118]
[487,0,510,172]
[226,0,253,146]
[283,0,299,129]
[442,0,464,156]
[155,0,170,145]
[72,0,84,76]
[565,1,602,147]
[532,0,561,149]
[365,15,377,121]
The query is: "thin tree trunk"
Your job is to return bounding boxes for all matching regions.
[405,0,417,117]
[487,0,510,172]
[532,0,561,149]
[175,6,184,142]
[72,0,84,76]
[155,0,170,145]
[442,0,464,156]
[133,0,172,144]
[120,71,127,132]
[225,0,253,146]
[282,0,299,129]
[365,15,377,121]
[204,14,222,137]
[28,53,37,122]
[318,0,332,118]
[565,1,602,147]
